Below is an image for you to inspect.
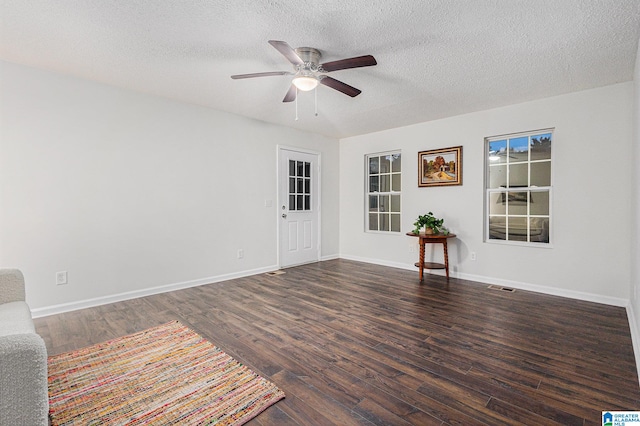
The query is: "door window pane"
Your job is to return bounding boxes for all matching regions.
[288,160,312,212]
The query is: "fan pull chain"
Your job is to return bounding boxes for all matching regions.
[314,87,318,117]
[295,87,299,121]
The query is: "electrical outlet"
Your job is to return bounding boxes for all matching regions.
[56,271,68,285]
[237,249,244,259]
[470,252,477,261]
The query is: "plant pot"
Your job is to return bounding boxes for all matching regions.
[424,227,434,235]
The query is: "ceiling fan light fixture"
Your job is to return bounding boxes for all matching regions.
[292,75,318,91]
[231,40,377,103]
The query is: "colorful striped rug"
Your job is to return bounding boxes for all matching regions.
[48,321,285,425]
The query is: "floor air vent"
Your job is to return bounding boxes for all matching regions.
[488,285,515,292]
[266,270,286,276]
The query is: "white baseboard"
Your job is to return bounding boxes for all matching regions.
[627,304,640,386]
[31,264,279,318]
[339,254,418,273]
[320,254,340,261]
[455,271,628,307]
[31,254,629,319]
[339,254,629,307]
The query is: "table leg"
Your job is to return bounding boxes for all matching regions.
[419,241,425,282]
[443,240,449,279]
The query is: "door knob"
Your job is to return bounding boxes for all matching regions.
[282,213,287,219]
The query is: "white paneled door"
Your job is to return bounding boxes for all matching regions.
[278,148,319,268]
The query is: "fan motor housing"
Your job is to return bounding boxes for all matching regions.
[295,47,321,67]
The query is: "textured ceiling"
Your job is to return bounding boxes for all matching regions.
[1,0,639,139]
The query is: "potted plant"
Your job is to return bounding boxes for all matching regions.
[413,212,444,235]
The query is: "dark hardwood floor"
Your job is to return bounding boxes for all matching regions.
[35,259,640,425]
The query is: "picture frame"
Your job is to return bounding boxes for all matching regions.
[418,146,463,187]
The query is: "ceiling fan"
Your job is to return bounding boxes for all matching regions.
[231,40,377,102]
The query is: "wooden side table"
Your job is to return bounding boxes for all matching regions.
[406,232,456,282]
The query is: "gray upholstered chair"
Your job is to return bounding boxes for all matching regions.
[0,269,49,425]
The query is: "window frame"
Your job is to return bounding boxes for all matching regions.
[365,151,402,233]
[484,129,553,247]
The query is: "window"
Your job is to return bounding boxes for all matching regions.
[289,160,311,211]
[366,152,401,232]
[485,130,552,244]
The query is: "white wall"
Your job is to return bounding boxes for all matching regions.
[340,82,634,304]
[1,59,635,319]
[0,61,340,312]
[630,39,640,376]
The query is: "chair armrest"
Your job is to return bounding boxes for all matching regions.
[0,333,49,425]
[0,269,26,304]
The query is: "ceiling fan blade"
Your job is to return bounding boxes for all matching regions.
[282,85,297,103]
[321,55,377,72]
[268,40,304,66]
[231,71,291,79]
[320,76,362,97]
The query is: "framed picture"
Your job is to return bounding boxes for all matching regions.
[418,146,462,187]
